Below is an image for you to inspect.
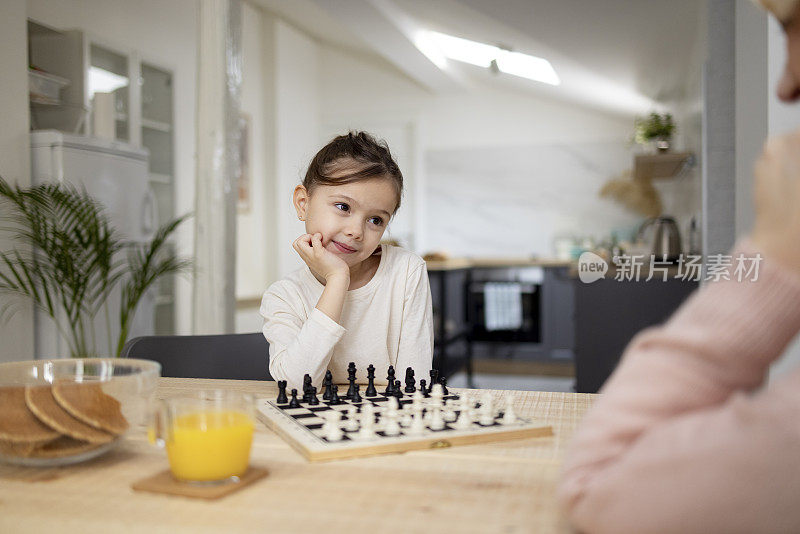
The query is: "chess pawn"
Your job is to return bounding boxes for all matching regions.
[430,383,444,407]
[419,379,429,397]
[308,386,319,405]
[323,411,343,442]
[429,405,445,430]
[479,392,495,426]
[345,405,359,432]
[409,405,425,435]
[501,396,517,425]
[358,404,376,440]
[455,395,472,430]
[443,400,457,422]
[329,384,341,405]
[288,388,301,408]
[384,411,401,436]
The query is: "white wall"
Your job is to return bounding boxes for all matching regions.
[27,0,199,335]
[0,0,34,362]
[236,2,271,300]
[317,44,698,259]
[274,20,320,279]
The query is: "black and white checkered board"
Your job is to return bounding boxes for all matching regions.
[257,391,553,461]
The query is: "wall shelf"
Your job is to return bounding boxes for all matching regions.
[142,118,171,133]
[634,152,694,180]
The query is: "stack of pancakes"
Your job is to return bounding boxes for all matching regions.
[0,381,128,459]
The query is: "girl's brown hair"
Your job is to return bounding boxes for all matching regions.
[303,131,404,213]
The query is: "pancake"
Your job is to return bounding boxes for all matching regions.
[0,438,43,457]
[25,386,115,444]
[51,381,128,435]
[26,435,104,458]
[0,386,60,444]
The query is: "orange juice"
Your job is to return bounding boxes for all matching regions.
[165,410,254,482]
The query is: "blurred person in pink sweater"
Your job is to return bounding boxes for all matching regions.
[558,1,800,533]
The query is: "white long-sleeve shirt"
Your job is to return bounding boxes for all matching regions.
[260,244,433,391]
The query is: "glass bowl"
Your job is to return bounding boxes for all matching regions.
[0,358,160,466]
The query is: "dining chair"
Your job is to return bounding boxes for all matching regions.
[120,332,273,381]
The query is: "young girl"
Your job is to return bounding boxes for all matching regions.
[260,131,433,391]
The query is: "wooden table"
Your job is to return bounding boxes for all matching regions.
[0,378,595,533]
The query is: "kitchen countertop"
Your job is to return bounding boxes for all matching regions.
[426,257,574,271]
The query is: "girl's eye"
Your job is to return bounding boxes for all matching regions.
[334,203,349,212]
[369,217,384,226]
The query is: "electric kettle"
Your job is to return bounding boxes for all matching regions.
[637,216,682,262]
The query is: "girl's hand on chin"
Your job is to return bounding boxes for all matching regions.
[293,232,350,282]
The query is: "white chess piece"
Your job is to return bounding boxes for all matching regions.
[400,411,413,427]
[387,396,400,414]
[455,395,472,430]
[408,405,425,435]
[323,411,343,442]
[345,405,359,431]
[501,396,517,425]
[430,383,444,407]
[479,392,495,426]
[357,403,376,439]
[429,404,445,430]
[443,399,457,422]
[412,390,423,410]
[384,411,401,436]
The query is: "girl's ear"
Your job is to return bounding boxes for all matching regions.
[293,185,309,221]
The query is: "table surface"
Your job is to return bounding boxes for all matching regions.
[0,378,595,534]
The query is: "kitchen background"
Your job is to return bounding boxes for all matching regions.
[3,0,798,391]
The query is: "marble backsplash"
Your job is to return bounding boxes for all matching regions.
[423,141,700,258]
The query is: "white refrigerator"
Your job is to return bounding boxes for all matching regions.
[30,130,158,358]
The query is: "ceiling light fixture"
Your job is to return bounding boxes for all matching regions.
[415,30,560,86]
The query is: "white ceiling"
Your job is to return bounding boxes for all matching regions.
[251,0,706,117]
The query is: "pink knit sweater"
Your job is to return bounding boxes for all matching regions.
[558,240,800,534]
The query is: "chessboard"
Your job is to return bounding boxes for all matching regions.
[257,366,553,461]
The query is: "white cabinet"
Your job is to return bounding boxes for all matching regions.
[27,19,177,335]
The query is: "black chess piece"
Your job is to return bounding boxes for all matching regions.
[393,379,404,400]
[329,384,341,405]
[385,365,396,395]
[346,362,357,400]
[365,364,377,397]
[440,377,449,395]
[288,388,301,408]
[302,374,313,402]
[323,370,333,401]
[308,386,319,405]
[429,369,439,392]
[276,380,288,404]
[419,379,429,398]
[351,384,362,403]
[404,367,416,393]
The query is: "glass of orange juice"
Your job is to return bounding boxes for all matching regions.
[149,390,256,484]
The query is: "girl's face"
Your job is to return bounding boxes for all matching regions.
[293,177,398,270]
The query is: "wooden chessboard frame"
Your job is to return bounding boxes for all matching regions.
[256,393,553,462]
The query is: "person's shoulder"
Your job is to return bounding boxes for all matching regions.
[383,244,427,272]
[262,268,309,306]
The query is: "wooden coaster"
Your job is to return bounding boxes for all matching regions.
[131,466,268,500]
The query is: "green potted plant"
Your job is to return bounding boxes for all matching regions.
[634,112,676,152]
[0,176,191,357]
